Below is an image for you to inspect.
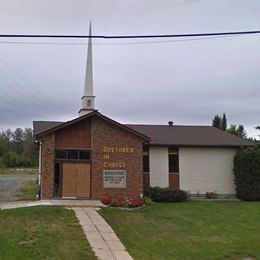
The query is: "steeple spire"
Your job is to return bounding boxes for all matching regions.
[79,22,95,116]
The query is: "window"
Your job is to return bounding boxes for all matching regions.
[55,150,66,159]
[87,99,92,107]
[68,150,78,159]
[79,151,90,160]
[169,148,179,172]
[143,147,149,172]
[55,149,91,161]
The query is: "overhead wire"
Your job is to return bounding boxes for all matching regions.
[0,34,257,46]
[0,29,259,123]
[0,29,260,39]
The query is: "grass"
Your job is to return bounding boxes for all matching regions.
[16,180,37,201]
[0,168,38,175]
[100,201,260,260]
[0,207,96,260]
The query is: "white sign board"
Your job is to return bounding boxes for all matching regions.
[103,170,126,188]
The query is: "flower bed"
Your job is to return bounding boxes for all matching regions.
[101,195,145,209]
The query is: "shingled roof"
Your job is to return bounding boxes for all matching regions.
[33,117,252,147]
[33,121,63,136]
[33,111,150,141]
[126,124,252,147]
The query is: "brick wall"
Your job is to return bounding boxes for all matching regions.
[40,115,144,200]
[91,116,144,199]
[41,133,55,199]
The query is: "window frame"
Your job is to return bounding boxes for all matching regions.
[143,147,150,173]
[168,147,179,173]
[55,149,91,162]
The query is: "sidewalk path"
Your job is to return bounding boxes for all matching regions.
[0,200,104,209]
[74,208,133,260]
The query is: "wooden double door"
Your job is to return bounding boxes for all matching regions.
[62,163,90,198]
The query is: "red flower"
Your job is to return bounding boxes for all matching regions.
[127,198,144,208]
[101,194,112,205]
[111,197,125,207]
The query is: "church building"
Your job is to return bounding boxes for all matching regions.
[34,24,251,200]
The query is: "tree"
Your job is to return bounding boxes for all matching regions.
[222,113,227,131]
[212,115,222,129]
[238,125,247,138]
[226,124,247,138]
[22,128,34,157]
[0,128,38,168]
[212,113,227,131]
[12,128,24,154]
[256,126,260,138]
[234,147,260,200]
[0,130,9,156]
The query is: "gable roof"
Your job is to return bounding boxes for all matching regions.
[33,114,253,147]
[33,121,63,136]
[33,110,150,141]
[126,124,252,147]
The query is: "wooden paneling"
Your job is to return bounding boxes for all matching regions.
[169,174,179,189]
[62,164,77,197]
[76,164,90,198]
[56,119,91,149]
[62,163,90,198]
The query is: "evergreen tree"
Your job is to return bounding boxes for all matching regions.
[222,113,227,131]
[238,125,247,138]
[212,115,222,129]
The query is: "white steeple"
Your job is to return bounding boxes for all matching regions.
[79,22,95,116]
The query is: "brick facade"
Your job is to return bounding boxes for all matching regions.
[91,116,144,199]
[40,114,145,200]
[41,133,55,199]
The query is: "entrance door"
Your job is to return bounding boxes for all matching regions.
[62,163,90,198]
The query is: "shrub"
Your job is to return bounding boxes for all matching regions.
[0,157,5,168]
[234,147,260,201]
[3,151,18,167]
[101,194,112,205]
[110,198,126,207]
[127,198,144,208]
[102,196,145,208]
[205,192,218,199]
[145,187,190,202]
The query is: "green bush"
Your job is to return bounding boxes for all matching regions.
[3,152,38,168]
[234,147,260,201]
[0,157,5,168]
[3,152,18,167]
[205,192,218,199]
[145,187,190,202]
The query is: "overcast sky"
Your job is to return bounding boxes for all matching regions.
[0,0,259,139]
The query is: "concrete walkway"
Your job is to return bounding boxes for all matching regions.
[74,208,133,260]
[0,199,104,210]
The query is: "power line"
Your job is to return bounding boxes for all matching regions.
[0,34,250,46]
[0,30,260,39]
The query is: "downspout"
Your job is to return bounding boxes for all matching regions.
[37,140,42,199]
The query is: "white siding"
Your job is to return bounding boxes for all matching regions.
[179,147,236,194]
[149,147,169,187]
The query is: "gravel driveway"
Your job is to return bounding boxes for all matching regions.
[0,174,36,202]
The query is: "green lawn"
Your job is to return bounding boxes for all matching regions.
[100,201,260,260]
[16,180,37,201]
[0,207,96,260]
